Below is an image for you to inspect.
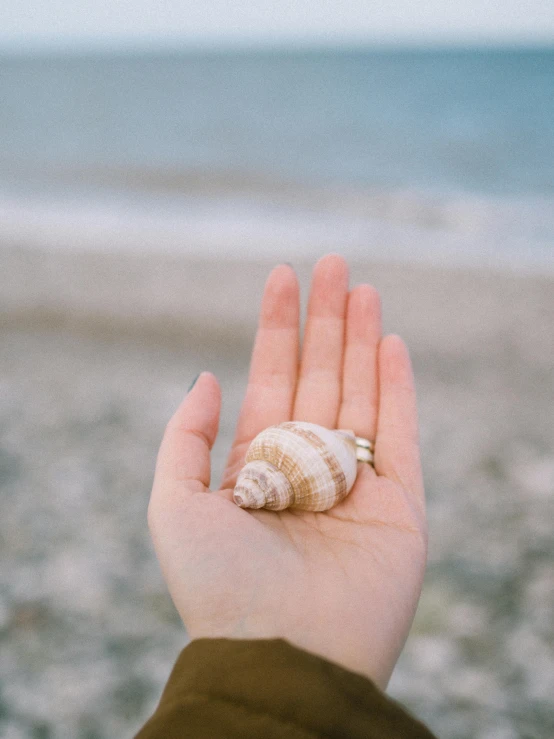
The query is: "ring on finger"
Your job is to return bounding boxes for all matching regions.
[355,436,375,465]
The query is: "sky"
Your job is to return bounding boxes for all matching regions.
[1,0,554,51]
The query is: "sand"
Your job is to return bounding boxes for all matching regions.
[1,243,553,738]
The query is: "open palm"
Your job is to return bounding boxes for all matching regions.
[148,255,427,688]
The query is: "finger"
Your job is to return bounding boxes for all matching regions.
[375,335,424,500]
[222,264,299,486]
[152,372,221,500]
[293,253,349,426]
[337,284,381,440]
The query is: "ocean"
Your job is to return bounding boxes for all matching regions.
[1,46,553,270]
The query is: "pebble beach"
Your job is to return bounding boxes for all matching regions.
[1,244,553,738]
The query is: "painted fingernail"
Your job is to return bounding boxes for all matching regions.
[187,373,200,393]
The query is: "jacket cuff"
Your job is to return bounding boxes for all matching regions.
[137,637,437,738]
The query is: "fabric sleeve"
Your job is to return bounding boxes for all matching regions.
[135,638,437,739]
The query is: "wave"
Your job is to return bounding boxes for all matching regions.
[0,167,553,273]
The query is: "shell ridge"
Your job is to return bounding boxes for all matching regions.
[279,423,348,507]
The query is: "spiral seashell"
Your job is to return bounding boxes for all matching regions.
[233,421,359,512]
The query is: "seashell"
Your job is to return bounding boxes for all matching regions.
[233,421,359,512]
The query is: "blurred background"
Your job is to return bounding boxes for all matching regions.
[1,2,553,737]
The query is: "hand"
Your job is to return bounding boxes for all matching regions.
[148,254,427,689]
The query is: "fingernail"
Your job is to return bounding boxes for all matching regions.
[187,373,200,393]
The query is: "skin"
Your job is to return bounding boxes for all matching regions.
[148,254,428,689]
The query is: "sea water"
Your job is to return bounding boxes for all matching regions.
[1,46,553,269]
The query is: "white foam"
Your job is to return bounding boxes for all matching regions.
[1,186,553,274]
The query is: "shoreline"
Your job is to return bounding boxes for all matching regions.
[2,183,553,277]
[2,242,553,359]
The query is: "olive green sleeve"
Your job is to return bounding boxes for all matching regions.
[136,638,437,739]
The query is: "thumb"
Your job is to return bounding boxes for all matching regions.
[152,372,221,499]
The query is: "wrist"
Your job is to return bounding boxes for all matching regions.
[187,619,395,690]
[284,632,396,690]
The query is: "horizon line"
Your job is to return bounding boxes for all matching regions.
[1,35,554,57]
